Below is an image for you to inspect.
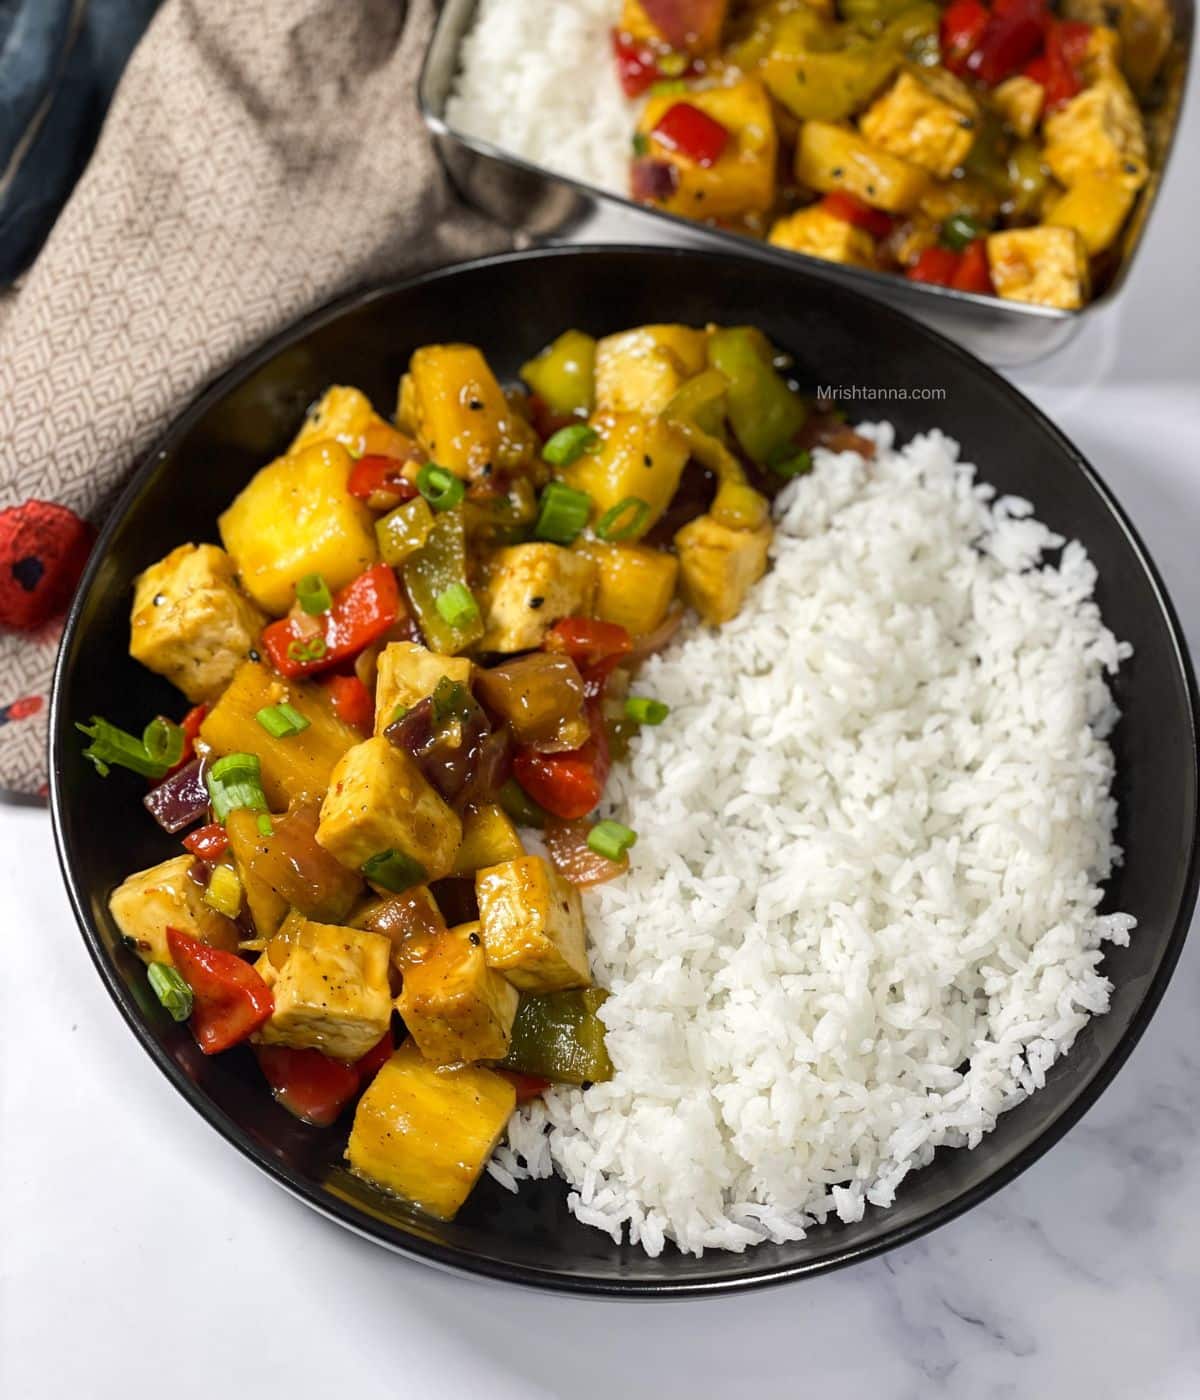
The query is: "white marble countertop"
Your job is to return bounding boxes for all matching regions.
[3,65,1199,1400]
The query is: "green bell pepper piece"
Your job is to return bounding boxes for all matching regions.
[376,496,434,567]
[706,327,807,466]
[520,330,597,417]
[501,988,614,1084]
[401,506,483,655]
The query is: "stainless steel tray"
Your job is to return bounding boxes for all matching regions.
[419,0,1192,367]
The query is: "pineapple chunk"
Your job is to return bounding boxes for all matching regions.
[317,736,462,882]
[373,641,472,736]
[1046,174,1137,253]
[218,441,377,615]
[1042,75,1148,190]
[199,661,360,810]
[475,855,590,994]
[407,344,536,482]
[453,804,525,876]
[129,544,266,703]
[593,325,708,417]
[767,206,878,268]
[346,1040,516,1219]
[109,855,240,967]
[478,543,597,653]
[859,70,979,179]
[563,411,690,541]
[256,919,392,1061]
[760,11,899,122]
[288,385,412,461]
[637,79,778,221]
[396,921,520,1065]
[675,513,772,625]
[575,539,680,637]
[990,75,1044,139]
[795,121,929,213]
[987,226,1091,309]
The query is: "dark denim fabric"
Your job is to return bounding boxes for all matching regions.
[0,0,162,283]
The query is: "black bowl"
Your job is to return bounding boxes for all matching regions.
[50,246,1200,1296]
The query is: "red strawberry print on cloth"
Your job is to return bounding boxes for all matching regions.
[0,501,94,631]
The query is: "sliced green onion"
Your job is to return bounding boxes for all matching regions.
[498,778,548,829]
[657,49,688,76]
[649,78,688,96]
[287,635,328,665]
[362,848,426,893]
[632,132,650,156]
[206,752,270,823]
[147,963,193,1022]
[435,582,480,629]
[542,423,599,468]
[595,496,650,541]
[416,463,466,511]
[255,702,310,738]
[431,677,473,725]
[941,212,984,252]
[625,696,670,726]
[767,447,812,479]
[257,813,276,837]
[204,864,243,918]
[587,820,638,862]
[142,717,185,771]
[296,572,332,615]
[534,480,592,545]
[77,716,172,779]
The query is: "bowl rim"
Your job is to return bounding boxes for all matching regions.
[49,243,1200,1297]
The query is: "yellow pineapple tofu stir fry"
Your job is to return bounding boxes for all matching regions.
[618,0,1174,307]
[89,319,847,1219]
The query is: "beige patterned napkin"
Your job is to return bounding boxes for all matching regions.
[0,0,509,797]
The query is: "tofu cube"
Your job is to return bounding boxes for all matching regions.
[475,855,590,994]
[859,70,979,178]
[637,78,778,221]
[317,737,462,882]
[396,921,520,1065]
[109,854,240,966]
[987,226,1091,309]
[256,919,392,1061]
[218,441,377,615]
[675,514,773,625]
[288,385,412,461]
[768,205,878,268]
[594,325,708,417]
[407,344,536,481]
[577,540,681,637]
[478,543,597,653]
[129,544,266,703]
[346,1040,516,1219]
[990,75,1044,139]
[374,641,473,735]
[1046,173,1137,253]
[1042,75,1148,190]
[795,121,929,213]
[563,412,690,540]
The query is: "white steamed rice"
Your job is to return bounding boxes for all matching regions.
[487,423,1134,1257]
[446,0,632,195]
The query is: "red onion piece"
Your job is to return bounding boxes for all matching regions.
[632,158,679,203]
[143,757,209,833]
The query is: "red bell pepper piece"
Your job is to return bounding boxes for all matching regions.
[182,822,229,863]
[544,617,633,699]
[261,564,401,679]
[612,30,661,97]
[820,191,893,240]
[166,927,274,1055]
[950,238,995,294]
[165,703,207,777]
[512,702,611,821]
[355,1027,395,1086]
[651,103,729,168]
[255,1027,393,1126]
[496,1070,553,1104]
[906,246,962,286]
[966,0,1047,85]
[941,0,990,73]
[347,455,419,508]
[325,673,374,733]
[1025,20,1089,110]
[639,0,726,51]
